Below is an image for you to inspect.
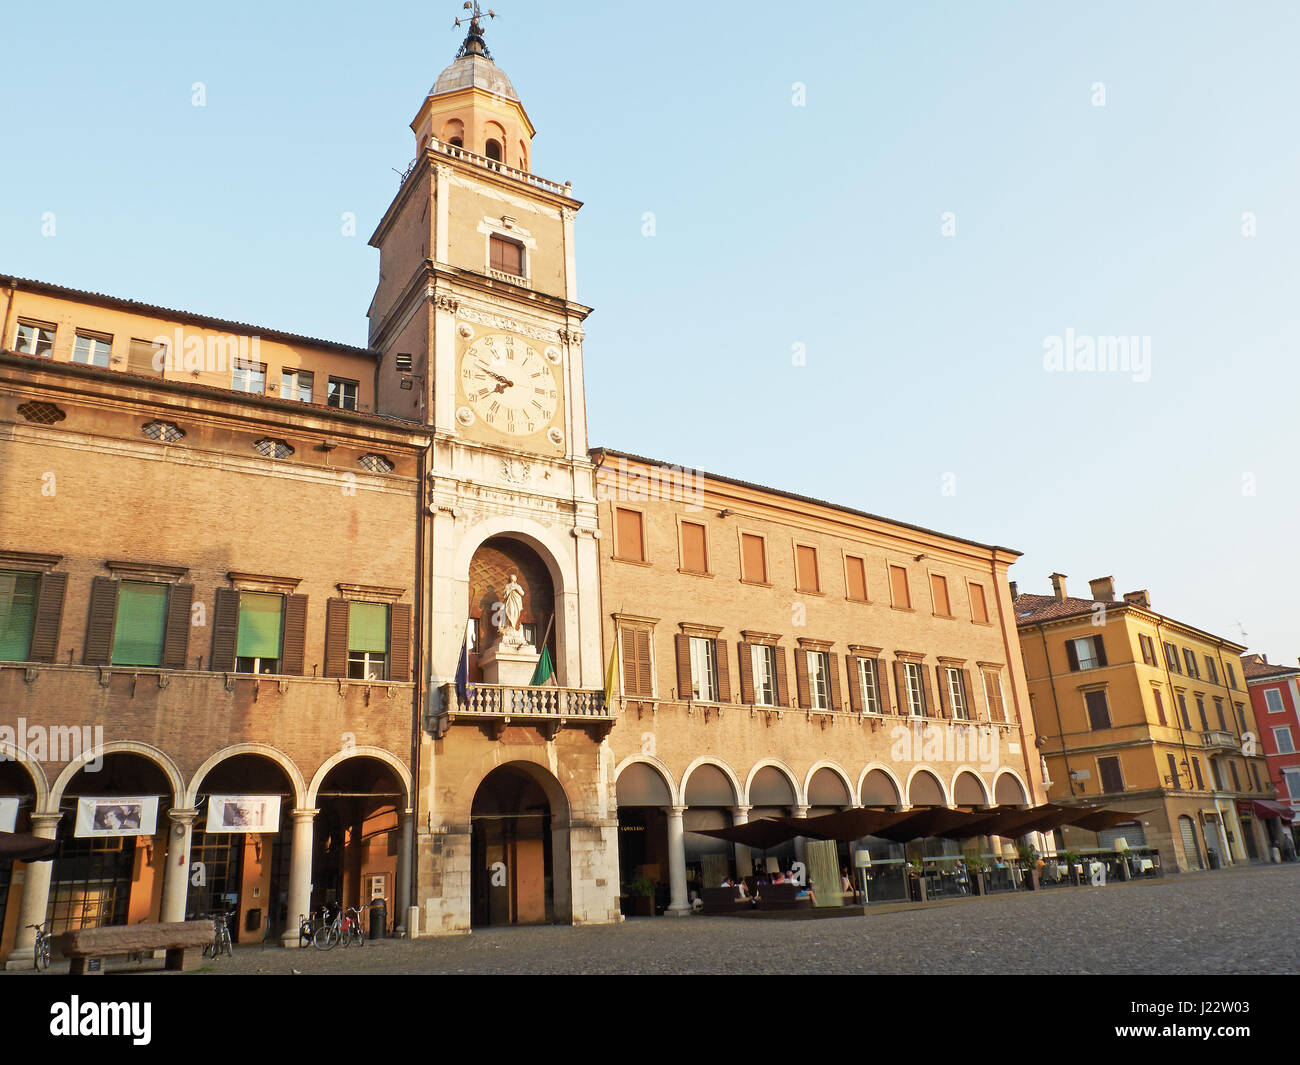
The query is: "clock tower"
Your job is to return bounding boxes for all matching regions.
[367,9,618,932]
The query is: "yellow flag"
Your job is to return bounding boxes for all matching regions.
[603,642,620,706]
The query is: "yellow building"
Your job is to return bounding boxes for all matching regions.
[1014,574,1273,871]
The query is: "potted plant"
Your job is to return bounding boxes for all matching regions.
[622,877,657,917]
[907,852,928,902]
[1060,850,1083,886]
[963,850,989,896]
[1016,843,1041,891]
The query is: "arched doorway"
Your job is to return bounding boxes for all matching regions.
[683,764,737,892]
[615,762,673,916]
[471,764,566,926]
[467,536,557,685]
[748,765,799,869]
[0,759,40,953]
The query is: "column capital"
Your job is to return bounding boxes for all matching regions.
[291,808,320,823]
[668,805,688,817]
[167,808,199,826]
[730,805,752,817]
[792,804,810,817]
[29,811,62,836]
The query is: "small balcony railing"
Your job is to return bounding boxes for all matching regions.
[436,682,614,740]
[1201,730,1239,751]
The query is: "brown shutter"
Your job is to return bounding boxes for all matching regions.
[675,634,692,700]
[83,577,119,665]
[161,583,194,669]
[620,627,638,695]
[325,598,350,678]
[963,667,978,720]
[635,630,652,697]
[847,656,862,712]
[210,588,240,672]
[29,571,67,663]
[388,602,412,681]
[774,645,790,707]
[738,641,755,704]
[1095,635,1108,667]
[794,649,811,709]
[935,665,950,717]
[714,639,731,702]
[893,660,907,714]
[875,659,892,714]
[924,665,940,718]
[1065,639,1080,671]
[828,652,843,711]
[279,594,308,676]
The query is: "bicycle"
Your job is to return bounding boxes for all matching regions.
[27,924,51,971]
[200,911,234,959]
[311,903,365,949]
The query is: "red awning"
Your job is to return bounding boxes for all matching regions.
[1238,799,1295,822]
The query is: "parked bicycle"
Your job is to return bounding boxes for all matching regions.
[311,903,365,950]
[200,911,234,959]
[27,924,51,971]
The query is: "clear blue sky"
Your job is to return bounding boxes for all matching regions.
[2,1,1297,661]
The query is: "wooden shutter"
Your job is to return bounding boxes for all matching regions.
[847,656,862,712]
[741,534,766,583]
[29,571,67,663]
[83,577,119,665]
[1065,639,1080,671]
[278,594,308,676]
[889,565,910,608]
[325,598,350,678]
[876,659,892,713]
[210,588,240,672]
[962,668,978,720]
[846,557,867,601]
[796,546,819,592]
[794,650,811,709]
[616,508,644,561]
[827,652,843,711]
[774,646,790,707]
[893,660,907,714]
[161,583,194,669]
[635,630,652,697]
[674,634,692,700]
[930,574,950,616]
[738,641,754,704]
[970,583,989,623]
[935,666,951,716]
[620,627,639,695]
[714,639,731,702]
[680,522,707,573]
[922,664,939,717]
[389,602,412,681]
[1095,635,1108,667]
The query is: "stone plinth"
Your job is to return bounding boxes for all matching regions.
[480,642,540,687]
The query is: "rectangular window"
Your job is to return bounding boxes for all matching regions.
[1177,693,1190,729]
[619,626,654,698]
[904,662,926,716]
[795,545,820,593]
[807,651,830,710]
[72,332,112,367]
[1191,758,1205,790]
[110,581,169,667]
[1230,761,1242,792]
[1214,698,1226,731]
[740,533,766,583]
[1098,756,1124,794]
[1196,697,1209,732]
[689,636,718,702]
[1152,688,1167,726]
[489,235,525,276]
[1138,634,1157,666]
[1068,636,1106,671]
[1084,689,1111,730]
[945,667,968,720]
[1183,648,1199,678]
[327,377,359,411]
[1167,753,1181,789]
[751,644,777,706]
[982,670,1006,723]
[1227,663,1238,689]
[1253,763,1263,792]
[235,591,283,674]
[1164,642,1181,674]
[857,658,880,714]
[233,359,267,394]
[889,565,911,609]
[128,337,165,377]
[1210,759,1225,791]
[845,556,868,601]
[1235,702,1247,733]
[281,369,314,403]
[1265,688,1286,713]
[969,583,989,623]
[14,319,55,357]
[346,601,389,680]
[0,571,39,662]
[679,521,708,574]
[930,574,951,617]
[1274,727,1296,755]
[1204,656,1219,685]
[615,508,645,562]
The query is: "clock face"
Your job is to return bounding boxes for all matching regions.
[458,333,560,437]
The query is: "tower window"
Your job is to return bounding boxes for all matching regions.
[489,235,524,277]
[485,139,503,163]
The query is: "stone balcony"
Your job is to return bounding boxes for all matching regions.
[1200,730,1239,751]
[434,683,614,741]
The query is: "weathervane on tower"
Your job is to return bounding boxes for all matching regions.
[454,1,496,60]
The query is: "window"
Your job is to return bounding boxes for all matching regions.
[0,571,39,661]
[1067,635,1107,671]
[14,319,55,357]
[807,651,830,710]
[485,139,503,163]
[795,545,820,593]
[619,626,654,699]
[253,438,294,459]
[72,332,112,367]
[857,658,881,714]
[1235,702,1247,733]
[845,556,868,601]
[945,667,968,720]
[128,337,165,376]
[1273,727,1296,755]
[740,533,767,583]
[1281,768,1300,800]
[1152,688,1167,726]
[141,420,184,443]
[1214,698,1226,731]
[233,359,266,394]
[614,508,645,562]
[1138,634,1158,666]
[889,565,911,609]
[346,601,389,680]
[359,453,394,474]
[235,592,283,674]
[1164,642,1181,674]
[489,234,524,277]
[1265,688,1286,714]
[969,583,989,624]
[679,521,708,574]
[982,670,1006,723]
[750,644,777,705]
[1177,693,1190,729]
[1210,759,1225,791]
[904,662,927,717]
[1204,656,1219,685]
[1252,763,1263,792]
[1196,697,1209,732]
[1182,648,1199,678]
[1084,689,1111,730]
[1191,758,1205,790]
[327,377,359,411]
[689,636,718,702]
[1167,754,1181,788]
[111,581,169,667]
[930,574,951,617]
[281,369,314,403]
[1230,761,1242,792]
[1227,663,1238,689]
[1098,756,1124,794]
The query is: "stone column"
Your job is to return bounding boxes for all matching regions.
[280,808,317,948]
[665,805,690,916]
[160,808,197,923]
[4,811,61,970]
[792,803,810,866]
[395,808,413,936]
[731,805,752,877]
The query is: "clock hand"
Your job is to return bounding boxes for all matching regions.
[476,362,515,388]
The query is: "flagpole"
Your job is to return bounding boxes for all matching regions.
[536,613,554,683]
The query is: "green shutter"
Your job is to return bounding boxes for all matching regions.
[236,592,284,659]
[0,572,38,662]
[111,581,168,666]
[347,602,388,653]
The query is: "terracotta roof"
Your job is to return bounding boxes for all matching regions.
[1243,655,1299,681]
[1014,591,1248,651]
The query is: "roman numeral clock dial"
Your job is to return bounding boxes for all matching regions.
[457,332,564,446]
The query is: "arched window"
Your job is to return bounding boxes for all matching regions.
[485,139,503,163]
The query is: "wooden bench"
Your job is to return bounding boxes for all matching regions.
[55,921,215,975]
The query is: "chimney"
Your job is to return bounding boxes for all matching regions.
[1049,572,1068,602]
[1122,590,1150,609]
[1009,580,1019,600]
[1089,576,1116,602]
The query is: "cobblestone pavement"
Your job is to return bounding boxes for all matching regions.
[28,863,1300,976]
